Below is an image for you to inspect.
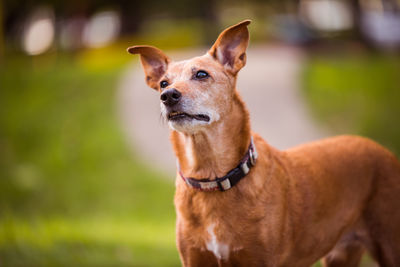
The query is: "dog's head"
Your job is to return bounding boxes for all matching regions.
[127,20,250,133]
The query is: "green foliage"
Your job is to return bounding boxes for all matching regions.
[303,53,400,156]
[0,51,179,266]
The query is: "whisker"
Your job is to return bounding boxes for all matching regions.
[159,113,167,126]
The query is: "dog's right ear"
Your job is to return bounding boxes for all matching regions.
[208,20,251,75]
[127,45,170,90]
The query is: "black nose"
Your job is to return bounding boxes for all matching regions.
[160,88,182,106]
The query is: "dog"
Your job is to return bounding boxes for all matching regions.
[128,20,400,266]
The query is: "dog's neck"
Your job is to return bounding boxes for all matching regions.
[171,92,251,180]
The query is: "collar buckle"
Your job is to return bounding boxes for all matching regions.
[218,179,232,191]
[249,136,258,166]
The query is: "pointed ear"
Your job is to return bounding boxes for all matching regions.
[127,45,170,90]
[208,20,251,75]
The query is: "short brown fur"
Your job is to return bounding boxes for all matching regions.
[128,20,400,266]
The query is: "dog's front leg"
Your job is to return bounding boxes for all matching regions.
[176,222,220,267]
[177,235,218,266]
[179,247,219,267]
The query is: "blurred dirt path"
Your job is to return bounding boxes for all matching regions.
[118,45,328,176]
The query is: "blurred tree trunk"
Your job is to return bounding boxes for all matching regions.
[0,0,3,58]
[352,0,399,49]
[198,0,218,46]
[351,0,362,37]
[350,0,373,48]
[119,0,143,35]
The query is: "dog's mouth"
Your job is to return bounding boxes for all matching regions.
[168,111,210,122]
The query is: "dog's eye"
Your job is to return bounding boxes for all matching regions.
[195,70,209,79]
[160,80,169,88]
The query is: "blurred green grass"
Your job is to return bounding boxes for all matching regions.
[303,53,400,156]
[0,48,179,266]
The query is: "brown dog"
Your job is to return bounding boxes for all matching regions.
[128,20,400,266]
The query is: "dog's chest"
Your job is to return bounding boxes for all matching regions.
[175,188,253,260]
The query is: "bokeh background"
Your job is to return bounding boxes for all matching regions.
[0,0,399,266]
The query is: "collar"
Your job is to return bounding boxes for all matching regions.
[178,136,258,192]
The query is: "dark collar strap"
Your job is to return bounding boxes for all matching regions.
[178,137,258,192]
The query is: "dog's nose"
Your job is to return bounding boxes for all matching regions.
[160,88,182,106]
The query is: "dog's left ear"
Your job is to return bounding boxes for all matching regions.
[127,45,170,90]
[208,20,251,75]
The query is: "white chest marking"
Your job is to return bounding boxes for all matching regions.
[206,224,229,260]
